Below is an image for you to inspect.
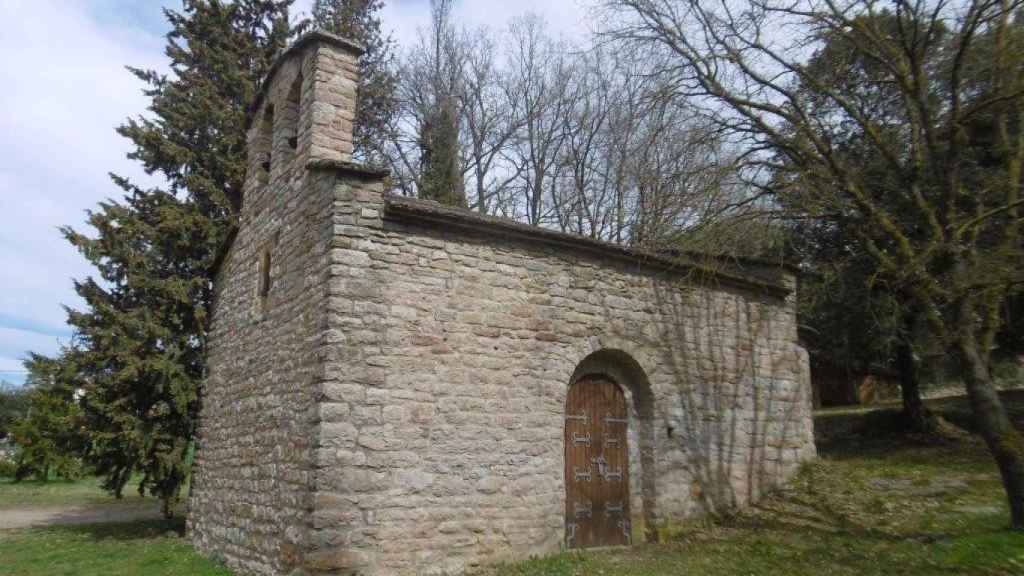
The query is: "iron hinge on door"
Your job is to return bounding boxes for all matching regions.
[602,413,628,425]
[604,501,624,518]
[565,410,587,423]
[603,468,623,482]
[574,501,593,519]
[571,432,591,447]
[573,467,592,482]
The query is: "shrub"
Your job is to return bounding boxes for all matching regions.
[0,454,16,478]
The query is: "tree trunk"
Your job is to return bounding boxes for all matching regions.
[958,339,1024,530]
[113,465,130,499]
[896,339,933,433]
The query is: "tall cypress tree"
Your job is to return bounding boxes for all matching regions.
[417,0,465,206]
[310,0,398,165]
[57,0,293,515]
[419,96,466,206]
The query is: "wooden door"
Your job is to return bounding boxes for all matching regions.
[564,375,631,548]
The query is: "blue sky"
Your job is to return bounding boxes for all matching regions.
[0,0,587,386]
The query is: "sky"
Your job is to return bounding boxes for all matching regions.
[0,0,591,385]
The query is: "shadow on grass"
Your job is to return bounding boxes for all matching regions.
[935,390,1024,433]
[814,391,1024,470]
[492,393,1024,576]
[733,495,1002,545]
[0,478,82,487]
[815,391,1024,446]
[712,394,1024,550]
[36,517,187,542]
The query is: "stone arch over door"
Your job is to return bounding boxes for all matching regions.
[566,349,656,547]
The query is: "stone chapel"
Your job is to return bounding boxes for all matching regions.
[187,32,817,576]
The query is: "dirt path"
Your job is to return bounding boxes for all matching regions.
[0,502,163,530]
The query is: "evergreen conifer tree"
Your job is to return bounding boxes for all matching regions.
[57,0,293,516]
[419,96,466,206]
[416,0,465,206]
[10,353,86,482]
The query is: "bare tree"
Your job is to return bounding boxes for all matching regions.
[384,5,759,255]
[556,45,749,249]
[504,15,575,225]
[556,46,615,238]
[603,0,1024,528]
[387,0,465,204]
[460,28,521,214]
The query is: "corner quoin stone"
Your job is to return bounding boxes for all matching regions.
[187,31,816,576]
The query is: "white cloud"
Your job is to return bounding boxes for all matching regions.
[0,0,166,378]
[0,0,590,385]
[0,326,67,378]
[293,0,592,49]
[447,0,592,39]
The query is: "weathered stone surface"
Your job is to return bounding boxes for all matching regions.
[187,34,359,576]
[189,32,816,576]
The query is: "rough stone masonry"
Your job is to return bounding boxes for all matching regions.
[187,31,817,576]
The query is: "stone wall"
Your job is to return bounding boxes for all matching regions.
[188,34,364,576]
[301,180,816,575]
[190,32,816,576]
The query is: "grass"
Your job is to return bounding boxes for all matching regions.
[0,475,213,575]
[0,475,144,510]
[486,392,1024,576]
[0,519,231,576]
[1,393,1022,575]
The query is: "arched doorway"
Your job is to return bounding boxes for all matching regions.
[564,375,631,548]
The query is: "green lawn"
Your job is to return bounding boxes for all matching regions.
[0,476,143,510]
[0,476,217,575]
[0,519,230,576]
[1,393,1022,576]
[488,393,1024,576]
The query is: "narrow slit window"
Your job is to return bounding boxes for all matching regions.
[258,248,272,306]
[260,105,274,173]
[284,74,302,154]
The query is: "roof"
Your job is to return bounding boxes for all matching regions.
[307,158,390,179]
[214,160,793,299]
[382,195,793,298]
